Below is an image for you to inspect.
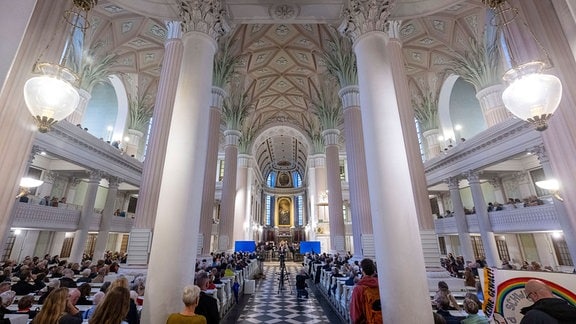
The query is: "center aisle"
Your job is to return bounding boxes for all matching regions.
[222,261,344,324]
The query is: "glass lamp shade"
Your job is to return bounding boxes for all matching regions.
[23,63,80,132]
[502,61,562,131]
[20,177,44,188]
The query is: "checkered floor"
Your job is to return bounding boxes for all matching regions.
[226,261,339,324]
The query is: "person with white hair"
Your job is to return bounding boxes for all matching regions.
[0,290,15,316]
[38,278,60,304]
[76,268,92,283]
[166,285,206,324]
[83,291,105,320]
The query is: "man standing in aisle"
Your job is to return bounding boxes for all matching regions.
[350,258,382,324]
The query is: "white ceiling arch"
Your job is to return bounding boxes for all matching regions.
[252,125,312,179]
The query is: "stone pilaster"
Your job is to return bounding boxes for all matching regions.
[69,169,102,263]
[339,4,432,319]
[218,129,241,252]
[338,85,373,259]
[142,2,229,321]
[465,171,500,267]
[446,177,475,263]
[93,176,120,260]
[199,86,226,256]
[322,128,345,253]
[127,20,183,266]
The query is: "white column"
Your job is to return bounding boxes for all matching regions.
[218,129,241,251]
[322,129,346,253]
[307,155,323,241]
[66,89,91,125]
[142,2,228,321]
[238,155,254,240]
[341,3,431,320]
[475,85,512,127]
[127,21,183,266]
[69,170,101,263]
[199,86,226,256]
[93,176,119,261]
[386,21,436,232]
[423,129,442,160]
[339,85,373,259]
[466,172,500,267]
[447,178,475,263]
[38,171,56,200]
[234,154,250,242]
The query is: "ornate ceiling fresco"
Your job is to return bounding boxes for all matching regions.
[92,0,487,180]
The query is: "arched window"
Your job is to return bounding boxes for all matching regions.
[267,172,276,187]
[295,195,304,226]
[292,172,302,188]
[265,195,274,226]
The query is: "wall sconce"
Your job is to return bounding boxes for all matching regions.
[484,0,562,131]
[23,0,97,133]
[535,179,563,202]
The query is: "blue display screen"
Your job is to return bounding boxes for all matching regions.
[299,241,321,254]
[234,241,256,253]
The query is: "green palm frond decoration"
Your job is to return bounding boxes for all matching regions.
[322,27,358,87]
[310,77,343,130]
[446,36,502,92]
[68,41,118,92]
[222,82,252,130]
[128,97,154,132]
[413,90,439,132]
[238,122,255,154]
[213,35,241,88]
[303,115,325,154]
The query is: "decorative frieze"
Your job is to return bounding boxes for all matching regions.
[339,0,396,41]
[179,0,230,40]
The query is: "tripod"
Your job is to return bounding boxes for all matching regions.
[277,253,292,294]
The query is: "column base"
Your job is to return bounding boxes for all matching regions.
[126,229,153,266]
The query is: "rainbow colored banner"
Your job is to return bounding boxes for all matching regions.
[479,268,576,323]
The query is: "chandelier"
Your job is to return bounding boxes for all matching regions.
[484,0,562,131]
[23,0,98,133]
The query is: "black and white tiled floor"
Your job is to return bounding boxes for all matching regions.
[223,261,343,324]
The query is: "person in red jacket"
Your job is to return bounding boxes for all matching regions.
[350,258,381,324]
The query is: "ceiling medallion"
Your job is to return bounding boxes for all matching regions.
[269,4,299,20]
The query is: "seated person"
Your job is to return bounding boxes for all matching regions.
[38,279,60,304]
[83,292,104,321]
[11,272,40,295]
[59,269,78,288]
[436,296,466,324]
[16,295,38,319]
[461,297,489,323]
[76,269,92,283]
[329,267,345,295]
[433,281,460,311]
[0,291,15,317]
[76,283,93,305]
[295,268,309,299]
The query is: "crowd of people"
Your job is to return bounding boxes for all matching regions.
[0,251,143,323]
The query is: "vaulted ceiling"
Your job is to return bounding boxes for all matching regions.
[89,0,487,181]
